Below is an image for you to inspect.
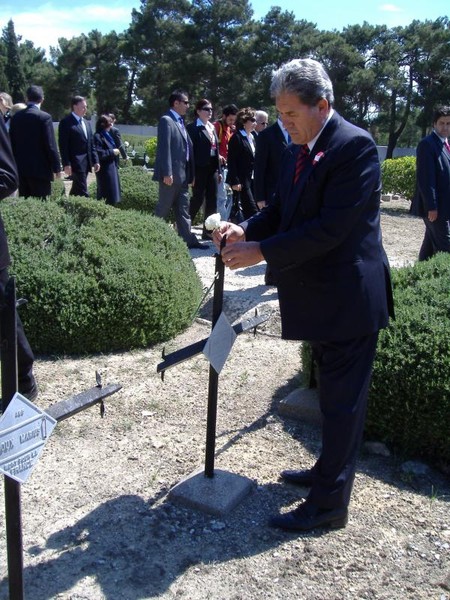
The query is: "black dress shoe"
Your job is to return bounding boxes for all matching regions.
[269,501,348,532]
[188,241,209,250]
[280,469,314,486]
[19,375,38,402]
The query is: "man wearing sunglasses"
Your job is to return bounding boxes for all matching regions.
[153,90,207,249]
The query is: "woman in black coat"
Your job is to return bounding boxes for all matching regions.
[226,107,258,220]
[94,114,121,206]
[186,98,222,238]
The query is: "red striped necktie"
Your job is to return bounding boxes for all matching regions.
[294,144,310,184]
[445,139,450,153]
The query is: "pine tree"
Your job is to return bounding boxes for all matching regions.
[2,19,26,102]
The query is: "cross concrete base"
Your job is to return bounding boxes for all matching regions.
[168,467,254,516]
[278,387,322,426]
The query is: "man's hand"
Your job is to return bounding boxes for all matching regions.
[428,210,438,222]
[64,165,72,177]
[257,200,266,210]
[163,175,173,186]
[221,241,264,270]
[212,222,246,250]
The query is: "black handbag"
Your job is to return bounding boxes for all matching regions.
[229,191,244,224]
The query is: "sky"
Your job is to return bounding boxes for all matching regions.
[0,0,448,56]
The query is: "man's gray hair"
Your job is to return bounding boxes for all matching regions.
[270,58,334,107]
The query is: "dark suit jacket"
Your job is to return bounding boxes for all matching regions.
[58,113,98,173]
[410,131,450,219]
[111,126,128,160]
[226,130,255,188]
[10,104,61,181]
[245,111,393,342]
[254,122,289,204]
[93,131,121,204]
[0,117,17,269]
[186,121,221,173]
[153,111,194,185]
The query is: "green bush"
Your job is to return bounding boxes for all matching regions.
[1,196,203,355]
[300,253,450,466]
[381,156,416,200]
[88,166,159,213]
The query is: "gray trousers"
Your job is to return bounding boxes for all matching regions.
[155,180,197,247]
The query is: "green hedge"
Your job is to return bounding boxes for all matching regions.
[301,253,450,466]
[1,196,203,354]
[381,156,416,200]
[89,166,160,213]
[367,254,450,465]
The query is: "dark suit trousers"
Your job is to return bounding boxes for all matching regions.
[19,176,51,200]
[240,180,258,220]
[70,171,89,197]
[0,268,35,388]
[189,163,218,230]
[307,332,379,510]
[418,217,450,261]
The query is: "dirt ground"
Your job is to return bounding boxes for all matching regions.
[0,198,449,600]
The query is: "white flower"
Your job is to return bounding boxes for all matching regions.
[204,213,222,231]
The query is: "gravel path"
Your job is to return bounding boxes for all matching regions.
[0,199,449,600]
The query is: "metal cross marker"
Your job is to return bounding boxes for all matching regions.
[1,278,122,600]
[157,239,270,478]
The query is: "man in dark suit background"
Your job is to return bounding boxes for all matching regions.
[9,85,61,199]
[153,90,206,249]
[214,58,393,532]
[254,117,290,210]
[410,106,450,261]
[254,117,290,285]
[58,95,100,197]
[0,116,37,399]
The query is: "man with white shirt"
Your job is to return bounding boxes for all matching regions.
[58,95,99,197]
[153,90,206,249]
[254,109,269,135]
[9,85,61,199]
[411,106,450,260]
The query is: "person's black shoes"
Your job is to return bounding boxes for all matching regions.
[269,501,348,532]
[280,469,314,486]
[18,374,38,402]
[188,241,209,250]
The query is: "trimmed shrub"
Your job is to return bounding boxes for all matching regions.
[367,254,450,465]
[381,156,416,200]
[300,253,450,466]
[1,196,203,354]
[89,166,159,213]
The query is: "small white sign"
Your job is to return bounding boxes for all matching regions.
[0,393,57,483]
[203,312,237,374]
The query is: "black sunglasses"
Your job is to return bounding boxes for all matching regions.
[201,107,213,112]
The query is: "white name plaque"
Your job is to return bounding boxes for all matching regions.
[0,393,56,483]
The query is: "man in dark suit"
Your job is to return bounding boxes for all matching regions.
[0,116,37,400]
[254,118,290,209]
[9,85,61,199]
[153,90,206,249]
[254,118,290,285]
[410,106,450,261]
[58,95,100,197]
[214,58,394,532]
